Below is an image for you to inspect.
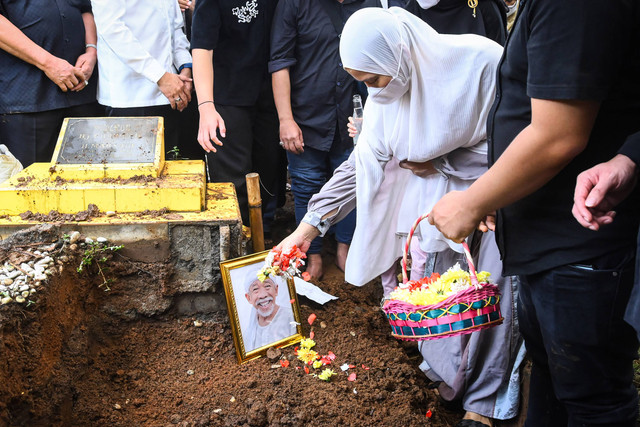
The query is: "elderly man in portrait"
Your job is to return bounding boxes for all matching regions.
[244,277,296,352]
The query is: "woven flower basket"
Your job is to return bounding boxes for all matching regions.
[382,213,503,341]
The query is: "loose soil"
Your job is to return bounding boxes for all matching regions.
[0,196,526,427]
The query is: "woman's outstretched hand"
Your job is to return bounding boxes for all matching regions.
[274,222,321,254]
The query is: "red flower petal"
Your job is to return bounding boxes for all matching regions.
[348,373,357,382]
[361,364,370,370]
[327,351,336,361]
[349,365,355,369]
[304,366,310,374]
[426,410,432,418]
[308,313,317,325]
[309,331,315,339]
[302,272,311,281]
[280,360,290,368]
[290,299,296,304]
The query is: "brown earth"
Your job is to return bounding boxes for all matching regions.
[0,199,528,427]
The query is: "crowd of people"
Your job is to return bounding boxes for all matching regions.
[1,0,639,426]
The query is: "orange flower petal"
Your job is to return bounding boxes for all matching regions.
[349,365,355,369]
[308,313,317,325]
[348,373,357,382]
[280,359,290,368]
[361,364,370,370]
[309,331,315,339]
[290,299,296,304]
[304,366,310,374]
[426,410,432,418]
[302,272,311,281]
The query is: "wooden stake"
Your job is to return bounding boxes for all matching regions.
[246,173,265,252]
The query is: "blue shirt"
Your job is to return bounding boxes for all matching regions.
[269,0,380,152]
[0,0,96,114]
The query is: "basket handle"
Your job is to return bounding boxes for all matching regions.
[401,213,479,288]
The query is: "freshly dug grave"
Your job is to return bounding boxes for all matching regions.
[0,220,530,426]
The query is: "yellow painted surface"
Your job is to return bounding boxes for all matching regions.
[0,183,241,229]
[0,160,209,215]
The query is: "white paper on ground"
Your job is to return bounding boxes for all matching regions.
[293,277,338,305]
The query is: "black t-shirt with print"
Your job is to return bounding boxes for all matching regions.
[488,0,640,275]
[191,0,278,106]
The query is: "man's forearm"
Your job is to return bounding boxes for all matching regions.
[82,13,97,46]
[272,68,294,122]
[0,15,54,71]
[466,99,600,216]
[192,48,214,103]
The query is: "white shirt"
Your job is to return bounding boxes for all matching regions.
[249,305,296,351]
[91,0,192,108]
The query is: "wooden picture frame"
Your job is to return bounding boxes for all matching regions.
[220,251,303,364]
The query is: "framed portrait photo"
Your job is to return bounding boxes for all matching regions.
[220,251,303,364]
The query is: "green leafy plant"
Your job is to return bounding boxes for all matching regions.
[167,146,182,160]
[77,241,123,291]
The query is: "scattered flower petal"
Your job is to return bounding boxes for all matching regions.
[353,388,358,394]
[302,271,311,281]
[309,331,315,339]
[312,360,323,369]
[213,409,222,414]
[426,410,433,418]
[349,365,356,369]
[348,373,357,382]
[317,368,336,381]
[327,351,336,361]
[300,338,316,349]
[304,366,310,374]
[308,313,317,325]
[340,363,350,372]
[290,299,296,304]
[280,359,290,368]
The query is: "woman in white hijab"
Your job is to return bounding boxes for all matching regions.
[276,7,522,426]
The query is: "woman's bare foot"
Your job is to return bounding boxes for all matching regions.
[462,411,493,427]
[335,242,349,272]
[306,254,323,279]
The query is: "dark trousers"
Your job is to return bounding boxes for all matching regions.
[105,104,180,150]
[519,247,639,426]
[0,103,102,167]
[208,87,280,227]
[286,135,356,254]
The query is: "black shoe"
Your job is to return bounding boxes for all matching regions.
[456,420,490,427]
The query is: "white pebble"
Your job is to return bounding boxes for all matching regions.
[106,211,116,217]
[97,237,108,243]
[2,278,13,286]
[15,296,25,303]
[85,237,94,244]
[1,297,12,304]
[69,231,81,244]
[21,291,29,298]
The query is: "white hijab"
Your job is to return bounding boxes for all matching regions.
[339,8,502,286]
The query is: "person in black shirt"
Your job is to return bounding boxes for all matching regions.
[269,0,380,279]
[0,0,98,167]
[429,0,640,425]
[405,0,507,45]
[191,0,280,229]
